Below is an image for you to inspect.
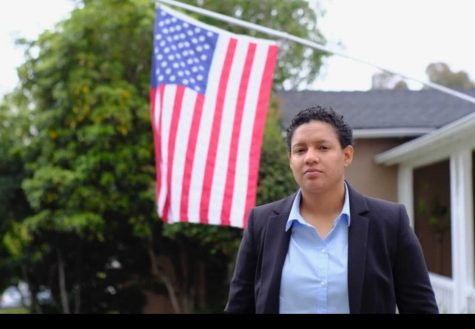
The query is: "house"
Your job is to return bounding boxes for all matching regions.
[277,89,475,313]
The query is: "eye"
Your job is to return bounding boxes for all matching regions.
[292,148,305,154]
[319,145,329,151]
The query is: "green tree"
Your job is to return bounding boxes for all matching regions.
[1,0,326,313]
[371,71,408,90]
[425,62,475,89]
[257,102,297,206]
[0,94,34,309]
[5,0,157,313]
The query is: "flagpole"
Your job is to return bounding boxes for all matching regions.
[157,0,475,106]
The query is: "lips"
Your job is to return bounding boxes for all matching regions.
[304,168,322,175]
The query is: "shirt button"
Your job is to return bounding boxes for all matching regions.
[321,249,327,254]
[321,281,326,286]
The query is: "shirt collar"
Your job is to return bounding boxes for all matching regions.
[285,183,351,232]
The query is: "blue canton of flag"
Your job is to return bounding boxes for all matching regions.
[152,8,218,94]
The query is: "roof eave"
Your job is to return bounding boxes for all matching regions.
[375,112,475,165]
[353,128,433,139]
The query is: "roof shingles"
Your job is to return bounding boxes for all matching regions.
[277,89,475,130]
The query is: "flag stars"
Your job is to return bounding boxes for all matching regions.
[153,8,218,93]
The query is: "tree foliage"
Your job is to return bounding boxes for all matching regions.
[3,0,158,313]
[257,102,297,206]
[0,94,34,298]
[0,0,325,313]
[425,62,475,89]
[371,71,408,90]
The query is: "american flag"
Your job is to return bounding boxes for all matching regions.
[150,5,278,228]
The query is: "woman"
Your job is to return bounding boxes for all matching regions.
[225,106,438,314]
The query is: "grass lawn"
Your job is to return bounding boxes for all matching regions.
[0,307,29,314]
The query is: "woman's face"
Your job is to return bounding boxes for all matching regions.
[288,120,353,195]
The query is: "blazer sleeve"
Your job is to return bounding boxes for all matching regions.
[394,205,439,313]
[224,209,258,313]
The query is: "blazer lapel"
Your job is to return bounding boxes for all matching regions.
[262,194,295,313]
[347,185,370,314]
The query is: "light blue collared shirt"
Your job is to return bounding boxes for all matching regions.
[279,184,351,314]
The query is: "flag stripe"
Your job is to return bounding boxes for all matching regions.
[220,43,257,225]
[162,86,185,220]
[179,94,205,222]
[170,90,197,221]
[208,39,250,225]
[199,38,237,224]
[155,85,168,221]
[244,45,279,227]
[228,44,274,227]
[150,88,161,207]
[187,36,228,222]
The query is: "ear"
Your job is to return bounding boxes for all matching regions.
[343,145,354,167]
[288,151,292,168]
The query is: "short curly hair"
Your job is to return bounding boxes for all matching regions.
[286,105,353,151]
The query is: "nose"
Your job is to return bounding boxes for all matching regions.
[304,147,319,164]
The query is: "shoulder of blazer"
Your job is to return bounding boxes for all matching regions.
[347,183,405,235]
[249,193,297,231]
[361,194,403,218]
[347,183,402,216]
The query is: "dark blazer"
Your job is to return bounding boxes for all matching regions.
[225,184,439,314]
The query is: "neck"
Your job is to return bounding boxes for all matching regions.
[300,182,346,216]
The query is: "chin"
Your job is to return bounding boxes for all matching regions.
[302,183,325,194]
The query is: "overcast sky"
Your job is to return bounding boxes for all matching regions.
[314,0,475,90]
[1,0,475,96]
